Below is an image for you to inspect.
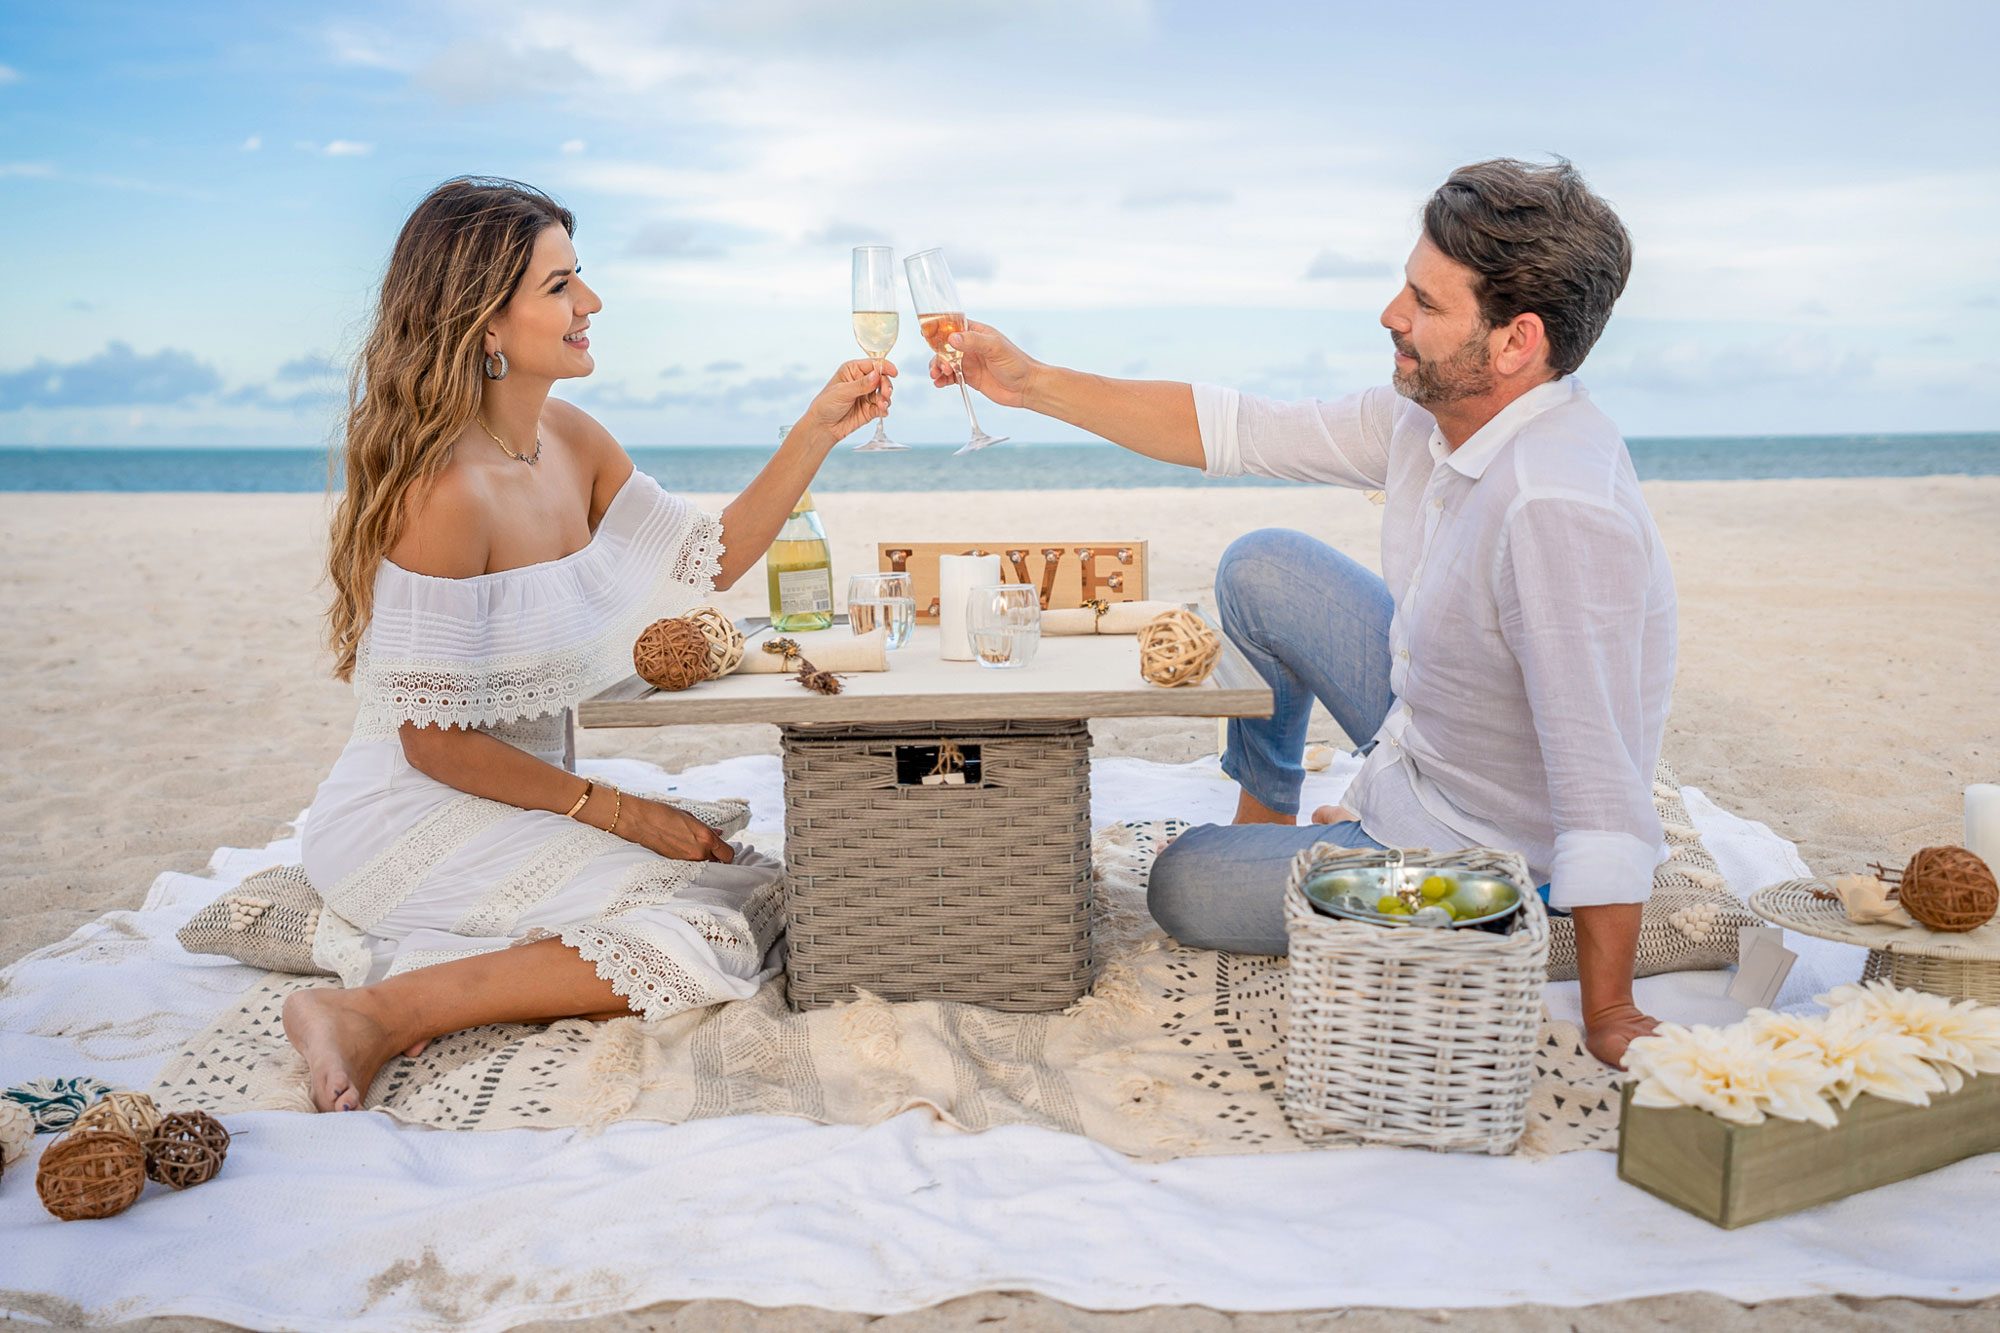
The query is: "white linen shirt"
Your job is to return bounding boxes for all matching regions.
[1195,375,1677,909]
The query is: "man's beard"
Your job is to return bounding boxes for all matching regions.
[1392,328,1494,408]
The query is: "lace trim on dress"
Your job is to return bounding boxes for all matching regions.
[558,922,736,1022]
[322,794,515,931]
[351,487,724,739]
[594,861,781,973]
[311,902,376,989]
[452,824,631,939]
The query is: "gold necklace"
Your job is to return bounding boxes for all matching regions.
[476,414,543,465]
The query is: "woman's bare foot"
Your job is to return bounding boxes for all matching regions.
[281,987,414,1112]
[1309,804,1358,825]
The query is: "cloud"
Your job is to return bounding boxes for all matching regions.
[416,38,598,104]
[276,352,343,382]
[572,369,819,413]
[659,365,686,378]
[1600,335,1876,395]
[946,250,998,282]
[323,140,373,157]
[0,162,56,179]
[561,138,587,155]
[629,220,730,259]
[241,134,262,151]
[1304,250,1391,281]
[0,65,21,86]
[0,342,221,409]
[704,359,745,373]
[0,161,203,197]
[1120,186,1233,210]
[808,220,891,248]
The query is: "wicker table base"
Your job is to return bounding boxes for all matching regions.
[780,719,1094,1012]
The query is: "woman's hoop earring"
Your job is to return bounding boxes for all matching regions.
[483,350,509,381]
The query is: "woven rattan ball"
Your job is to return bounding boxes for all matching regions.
[1900,846,1998,933]
[36,1128,147,1220]
[74,1090,162,1140]
[0,1097,32,1169]
[685,606,745,678]
[633,618,713,692]
[142,1110,231,1189]
[1137,608,1221,688]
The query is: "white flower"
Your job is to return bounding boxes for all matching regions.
[1626,1021,1842,1127]
[1751,1005,1946,1108]
[1819,980,2000,1090]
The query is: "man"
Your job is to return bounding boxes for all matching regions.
[930,158,1674,1067]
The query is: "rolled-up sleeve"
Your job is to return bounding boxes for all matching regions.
[1495,494,1665,909]
[1193,383,1396,489]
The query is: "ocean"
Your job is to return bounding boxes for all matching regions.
[1,434,1995,493]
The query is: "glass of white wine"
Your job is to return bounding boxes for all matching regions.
[903,247,1008,455]
[850,246,906,452]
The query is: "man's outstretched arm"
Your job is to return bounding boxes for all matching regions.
[933,322,1206,468]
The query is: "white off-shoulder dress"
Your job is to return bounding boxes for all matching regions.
[300,469,785,1020]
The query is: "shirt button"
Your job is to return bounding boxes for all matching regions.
[1433,498,1445,511]
[1398,649,1410,660]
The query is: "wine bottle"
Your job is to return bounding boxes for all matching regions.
[768,487,834,632]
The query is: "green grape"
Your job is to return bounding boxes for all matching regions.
[1419,875,1454,902]
[1375,895,1410,916]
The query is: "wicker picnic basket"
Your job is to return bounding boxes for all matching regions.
[1281,844,1549,1154]
[779,719,1093,1012]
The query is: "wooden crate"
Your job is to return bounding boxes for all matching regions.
[1616,1075,2000,1228]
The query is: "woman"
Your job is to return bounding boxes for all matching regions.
[286,176,895,1112]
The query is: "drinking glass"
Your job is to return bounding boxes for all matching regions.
[903,247,1009,454]
[850,246,906,452]
[966,584,1040,669]
[846,571,916,650]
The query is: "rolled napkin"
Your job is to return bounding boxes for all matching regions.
[1042,599,1183,635]
[735,627,889,674]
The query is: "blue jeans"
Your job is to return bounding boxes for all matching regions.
[1148,529,1395,955]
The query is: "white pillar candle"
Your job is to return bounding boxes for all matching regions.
[937,553,1001,662]
[1967,784,2000,873]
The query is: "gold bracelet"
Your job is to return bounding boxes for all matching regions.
[563,780,595,820]
[605,786,623,836]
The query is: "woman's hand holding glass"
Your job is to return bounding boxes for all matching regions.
[799,358,898,445]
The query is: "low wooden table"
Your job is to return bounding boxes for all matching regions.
[580,614,1273,1011]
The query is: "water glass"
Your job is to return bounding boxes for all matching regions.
[966,584,1041,669]
[846,572,916,650]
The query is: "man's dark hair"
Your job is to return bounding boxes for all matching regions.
[1422,158,1631,377]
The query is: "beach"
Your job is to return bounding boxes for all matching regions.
[4,476,1998,1328]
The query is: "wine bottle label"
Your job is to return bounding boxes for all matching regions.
[777,566,834,615]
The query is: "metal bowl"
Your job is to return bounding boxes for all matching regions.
[1302,864,1525,931]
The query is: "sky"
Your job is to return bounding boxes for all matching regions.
[2,0,1997,448]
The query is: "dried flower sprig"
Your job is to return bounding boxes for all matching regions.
[762,637,845,696]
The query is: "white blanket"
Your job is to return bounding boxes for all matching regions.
[4,754,1995,1329]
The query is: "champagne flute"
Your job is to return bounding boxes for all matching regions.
[903,247,1008,454]
[850,246,906,452]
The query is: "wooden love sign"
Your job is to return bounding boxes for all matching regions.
[878,541,1150,621]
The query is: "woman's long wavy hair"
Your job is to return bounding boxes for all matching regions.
[325,176,575,681]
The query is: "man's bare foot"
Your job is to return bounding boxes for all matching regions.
[1583,1002,1659,1069]
[282,988,413,1112]
[1309,804,1358,825]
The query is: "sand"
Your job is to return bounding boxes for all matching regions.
[3,476,1997,1329]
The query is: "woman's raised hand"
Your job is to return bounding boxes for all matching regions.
[613,794,736,863]
[931,321,1041,409]
[805,357,897,443]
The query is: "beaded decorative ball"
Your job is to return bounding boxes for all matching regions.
[685,606,746,678]
[36,1128,148,1220]
[633,617,714,692]
[143,1110,231,1190]
[74,1090,163,1141]
[1137,608,1221,688]
[1900,845,1999,933]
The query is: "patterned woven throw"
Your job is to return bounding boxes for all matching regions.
[155,821,1626,1160]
